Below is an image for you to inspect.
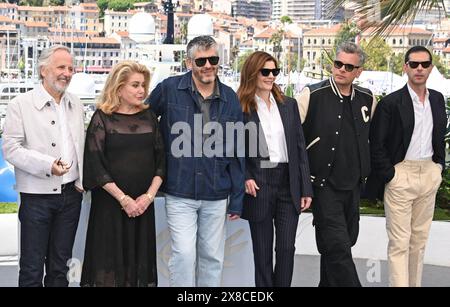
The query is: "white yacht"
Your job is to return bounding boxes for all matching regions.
[0,81,39,102]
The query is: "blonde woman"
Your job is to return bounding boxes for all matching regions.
[81,61,165,287]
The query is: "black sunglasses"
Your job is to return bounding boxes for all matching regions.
[194,56,220,67]
[333,60,360,72]
[407,61,432,69]
[260,68,281,77]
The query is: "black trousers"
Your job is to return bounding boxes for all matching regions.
[18,182,82,287]
[248,164,299,287]
[312,184,361,287]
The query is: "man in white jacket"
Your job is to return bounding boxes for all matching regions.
[2,45,85,287]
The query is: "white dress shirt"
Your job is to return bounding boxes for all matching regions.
[405,84,434,161]
[255,93,289,163]
[53,96,79,184]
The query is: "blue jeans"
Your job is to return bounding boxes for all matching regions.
[18,183,82,287]
[165,194,227,287]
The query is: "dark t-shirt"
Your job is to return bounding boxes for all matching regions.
[191,78,220,126]
[328,95,361,190]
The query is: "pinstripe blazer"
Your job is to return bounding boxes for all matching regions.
[241,96,313,222]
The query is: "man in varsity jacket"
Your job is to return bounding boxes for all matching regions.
[296,42,377,287]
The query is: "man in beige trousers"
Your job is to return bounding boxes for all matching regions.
[366,46,447,287]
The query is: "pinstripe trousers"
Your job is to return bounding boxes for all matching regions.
[248,164,300,287]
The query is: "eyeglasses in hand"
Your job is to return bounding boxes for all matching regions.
[56,157,73,170]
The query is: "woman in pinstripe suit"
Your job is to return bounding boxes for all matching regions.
[237,51,313,287]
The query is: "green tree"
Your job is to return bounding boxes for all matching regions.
[236,50,253,72]
[279,16,293,74]
[323,21,360,73]
[390,53,405,75]
[49,0,64,5]
[280,15,293,26]
[285,84,294,98]
[299,58,307,71]
[360,37,392,71]
[287,53,298,72]
[97,0,109,18]
[20,0,44,5]
[18,57,25,73]
[432,54,449,78]
[270,29,284,62]
[334,21,360,49]
[108,0,134,12]
[328,0,446,36]
[179,21,188,44]
[230,44,240,68]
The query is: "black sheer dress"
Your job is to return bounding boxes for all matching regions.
[81,108,165,287]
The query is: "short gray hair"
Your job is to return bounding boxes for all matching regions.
[37,44,72,79]
[186,36,218,60]
[336,42,366,66]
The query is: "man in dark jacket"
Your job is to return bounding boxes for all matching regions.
[366,46,447,287]
[146,36,245,287]
[296,42,377,287]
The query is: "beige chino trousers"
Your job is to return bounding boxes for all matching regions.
[384,160,442,287]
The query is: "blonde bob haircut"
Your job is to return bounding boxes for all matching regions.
[97,61,151,114]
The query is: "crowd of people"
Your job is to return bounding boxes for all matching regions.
[1,36,447,287]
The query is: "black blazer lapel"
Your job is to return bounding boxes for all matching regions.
[398,85,415,152]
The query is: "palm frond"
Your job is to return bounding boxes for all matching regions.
[327,0,446,37]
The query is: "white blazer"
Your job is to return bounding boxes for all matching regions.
[2,83,85,193]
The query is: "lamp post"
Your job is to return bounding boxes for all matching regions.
[162,0,178,44]
[83,34,88,73]
[297,28,303,72]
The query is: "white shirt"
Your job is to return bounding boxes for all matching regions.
[405,84,434,161]
[255,93,289,163]
[53,96,79,184]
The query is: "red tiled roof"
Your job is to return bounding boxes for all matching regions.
[88,37,120,44]
[0,25,16,31]
[18,6,51,12]
[254,27,277,39]
[24,21,49,28]
[361,26,432,36]
[304,24,342,36]
[115,31,129,37]
[0,3,17,9]
[0,16,13,23]
[176,13,193,17]
[240,40,253,47]
[433,37,449,43]
[80,3,98,8]
[48,36,119,45]
[48,27,85,33]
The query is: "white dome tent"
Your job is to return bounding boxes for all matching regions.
[67,73,96,100]
[357,71,405,96]
[187,14,213,41]
[128,12,156,43]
